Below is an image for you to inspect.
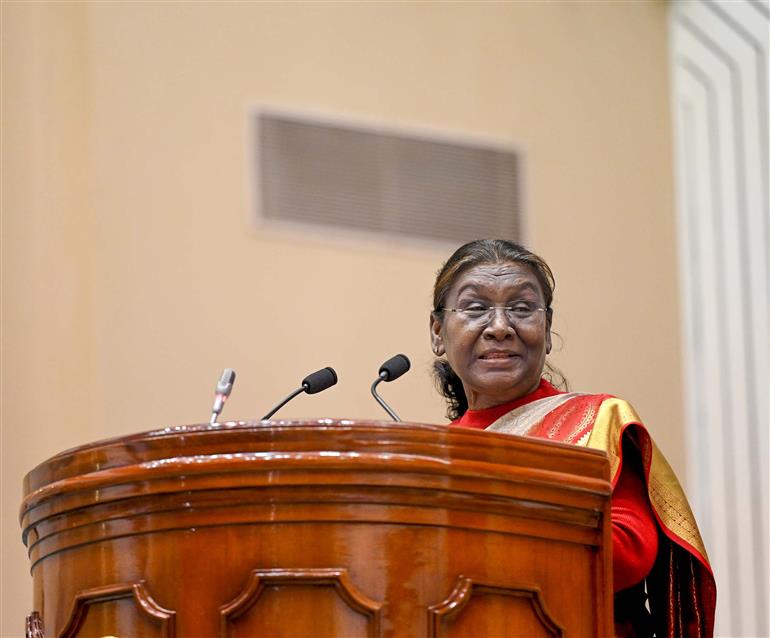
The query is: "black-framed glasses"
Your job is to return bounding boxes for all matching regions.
[440,302,546,325]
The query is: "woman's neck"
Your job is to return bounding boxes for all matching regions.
[454,378,561,428]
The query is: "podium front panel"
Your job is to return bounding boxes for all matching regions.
[20,420,613,637]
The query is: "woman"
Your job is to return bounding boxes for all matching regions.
[430,239,716,637]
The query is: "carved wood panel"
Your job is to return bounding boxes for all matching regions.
[219,568,382,638]
[58,582,175,638]
[428,577,564,638]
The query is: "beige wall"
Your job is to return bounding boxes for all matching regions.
[1,2,679,635]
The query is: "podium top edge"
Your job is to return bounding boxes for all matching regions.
[41,418,606,459]
[22,419,609,497]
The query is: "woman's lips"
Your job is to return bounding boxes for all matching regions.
[479,351,518,360]
[477,352,521,370]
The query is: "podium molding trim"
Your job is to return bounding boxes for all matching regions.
[59,581,175,638]
[427,576,564,637]
[218,567,382,638]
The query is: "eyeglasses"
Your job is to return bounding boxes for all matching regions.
[440,302,547,325]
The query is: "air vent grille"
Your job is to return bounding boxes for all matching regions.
[255,113,522,245]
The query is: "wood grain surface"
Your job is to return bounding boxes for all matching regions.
[20,420,613,637]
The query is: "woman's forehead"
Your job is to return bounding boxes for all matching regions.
[450,263,542,294]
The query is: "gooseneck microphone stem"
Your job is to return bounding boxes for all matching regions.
[261,367,338,421]
[371,374,401,421]
[369,354,410,421]
[262,387,305,421]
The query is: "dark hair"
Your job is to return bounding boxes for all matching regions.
[431,239,567,420]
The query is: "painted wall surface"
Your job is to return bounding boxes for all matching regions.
[2,2,678,635]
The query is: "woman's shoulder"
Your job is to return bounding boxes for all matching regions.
[574,394,651,486]
[557,392,644,428]
[538,392,642,427]
[523,392,634,447]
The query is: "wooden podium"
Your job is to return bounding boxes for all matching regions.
[20,420,613,637]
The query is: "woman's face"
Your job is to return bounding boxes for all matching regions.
[430,262,551,411]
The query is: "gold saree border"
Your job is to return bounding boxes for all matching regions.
[587,398,711,570]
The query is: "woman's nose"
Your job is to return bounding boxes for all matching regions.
[483,308,515,338]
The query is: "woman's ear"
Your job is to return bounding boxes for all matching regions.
[430,313,445,356]
[545,308,553,355]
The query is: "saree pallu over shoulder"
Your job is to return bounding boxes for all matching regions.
[487,393,717,638]
[586,398,710,566]
[486,392,605,446]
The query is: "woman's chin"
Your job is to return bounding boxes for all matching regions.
[473,362,526,385]
[469,375,535,403]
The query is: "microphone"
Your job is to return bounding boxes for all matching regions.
[262,367,338,420]
[210,368,236,424]
[371,354,410,421]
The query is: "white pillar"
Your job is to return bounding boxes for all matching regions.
[670,2,769,636]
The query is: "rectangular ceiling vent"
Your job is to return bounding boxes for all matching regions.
[253,111,523,246]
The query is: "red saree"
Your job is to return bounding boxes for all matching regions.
[476,388,717,637]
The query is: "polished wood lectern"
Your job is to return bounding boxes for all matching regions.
[20,420,613,637]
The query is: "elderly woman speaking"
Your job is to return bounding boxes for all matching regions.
[430,239,716,638]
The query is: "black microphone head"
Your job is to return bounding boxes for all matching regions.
[378,354,411,382]
[302,367,338,394]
